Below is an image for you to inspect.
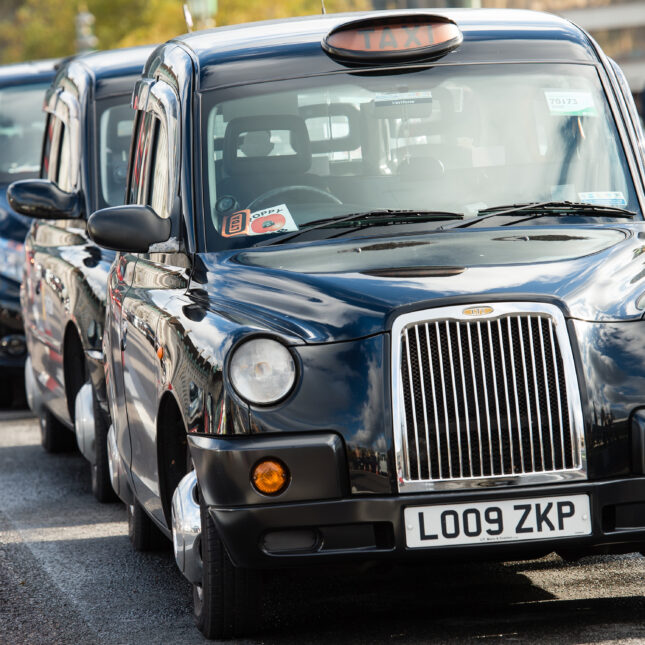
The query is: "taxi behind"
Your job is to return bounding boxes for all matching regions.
[88,10,645,639]
[8,46,153,501]
[0,60,55,405]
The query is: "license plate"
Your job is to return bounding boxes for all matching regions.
[404,494,591,548]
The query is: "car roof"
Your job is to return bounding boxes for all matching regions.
[50,45,156,102]
[170,9,599,92]
[0,59,58,87]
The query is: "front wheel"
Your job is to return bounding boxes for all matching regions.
[40,410,76,453]
[193,501,261,640]
[90,392,117,503]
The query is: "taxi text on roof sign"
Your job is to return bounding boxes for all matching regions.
[322,14,462,62]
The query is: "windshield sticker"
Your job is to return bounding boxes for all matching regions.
[578,191,627,206]
[544,90,597,117]
[222,204,298,238]
[373,91,432,107]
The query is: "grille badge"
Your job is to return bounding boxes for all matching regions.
[462,306,493,316]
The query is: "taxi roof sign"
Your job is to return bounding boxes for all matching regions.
[322,14,463,63]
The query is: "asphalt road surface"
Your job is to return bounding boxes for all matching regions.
[2,412,645,645]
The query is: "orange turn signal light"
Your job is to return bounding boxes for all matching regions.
[252,459,290,496]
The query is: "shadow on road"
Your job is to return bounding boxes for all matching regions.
[260,561,645,644]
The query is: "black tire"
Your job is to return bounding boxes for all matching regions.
[39,410,76,453]
[90,391,117,503]
[0,376,13,408]
[193,500,261,640]
[127,498,167,552]
[0,375,25,408]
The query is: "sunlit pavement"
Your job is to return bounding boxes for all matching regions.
[2,412,645,645]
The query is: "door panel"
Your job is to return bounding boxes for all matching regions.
[29,220,87,423]
[105,252,138,481]
[122,253,189,524]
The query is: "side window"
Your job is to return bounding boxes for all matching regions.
[41,114,56,180]
[127,111,154,205]
[148,118,169,217]
[56,122,73,192]
[99,102,135,208]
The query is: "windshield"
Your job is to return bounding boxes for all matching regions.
[0,82,49,183]
[201,63,640,251]
[96,96,135,209]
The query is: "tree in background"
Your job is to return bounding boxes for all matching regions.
[0,0,369,64]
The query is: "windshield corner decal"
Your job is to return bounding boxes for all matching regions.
[578,191,627,207]
[222,204,298,238]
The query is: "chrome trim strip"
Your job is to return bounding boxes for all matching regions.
[517,315,535,472]
[549,318,567,467]
[391,302,587,493]
[456,322,473,477]
[404,327,420,477]
[497,317,514,474]
[527,316,545,468]
[445,321,463,477]
[426,323,442,478]
[435,321,452,478]
[415,325,432,480]
[467,323,483,476]
[487,319,503,475]
[507,316,525,473]
[539,318,556,469]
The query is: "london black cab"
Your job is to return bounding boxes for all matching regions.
[0,60,55,404]
[89,10,645,639]
[8,46,153,500]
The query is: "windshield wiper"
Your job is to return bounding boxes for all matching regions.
[454,200,636,228]
[253,209,464,246]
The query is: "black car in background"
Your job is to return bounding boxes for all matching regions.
[88,8,645,640]
[8,46,153,501]
[0,60,55,404]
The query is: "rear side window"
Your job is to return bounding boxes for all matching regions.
[0,81,49,182]
[98,100,135,208]
[127,111,154,205]
[56,122,73,192]
[148,118,170,217]
[41,114,57,180]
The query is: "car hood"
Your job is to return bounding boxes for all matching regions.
[194,224,645,343]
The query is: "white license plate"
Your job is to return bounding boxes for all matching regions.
[404,494,591,548]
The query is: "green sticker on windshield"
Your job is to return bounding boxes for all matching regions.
[544,90,597,117]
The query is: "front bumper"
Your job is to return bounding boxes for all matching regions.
[189,433,645,569]
[211,478,645,568]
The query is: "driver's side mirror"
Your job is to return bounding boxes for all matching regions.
[87,204,171,253]
[7,179,83,220]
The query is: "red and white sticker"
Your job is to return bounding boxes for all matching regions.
[222,204,298,238]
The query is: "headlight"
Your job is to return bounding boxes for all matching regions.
[0,237,25,283]
[229,338,296,405]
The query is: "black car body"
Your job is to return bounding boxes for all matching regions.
[89,10,645,639]
[9,46,153,500]
[0,60,55,400]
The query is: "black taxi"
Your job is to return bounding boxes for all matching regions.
[0,60,55,404]
[89,10,645,639]
[8,46,153,500]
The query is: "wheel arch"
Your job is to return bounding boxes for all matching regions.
[157,389,189,529]
[63,320,86,423]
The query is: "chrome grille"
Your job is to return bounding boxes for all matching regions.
[392,303,585,492]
